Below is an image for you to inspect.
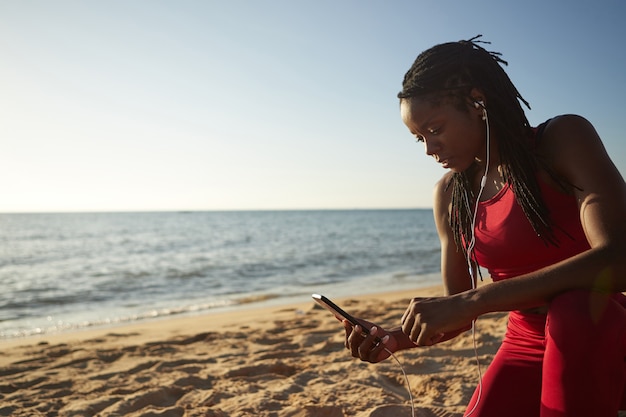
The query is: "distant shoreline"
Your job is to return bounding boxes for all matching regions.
[0,207,434,215]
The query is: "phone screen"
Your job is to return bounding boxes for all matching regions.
[311,293,369,335]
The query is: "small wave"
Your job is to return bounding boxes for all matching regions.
[0,299,238,340]
[234,293,281,305]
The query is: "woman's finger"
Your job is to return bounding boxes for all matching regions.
[357,326,382,361]
[409,320,421,344]
[348,324,366,358]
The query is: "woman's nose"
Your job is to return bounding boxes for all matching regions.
[423,138,440,156]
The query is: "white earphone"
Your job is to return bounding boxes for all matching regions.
[467,98,489,280]
[474,100,487,120]
[464,98,490,417]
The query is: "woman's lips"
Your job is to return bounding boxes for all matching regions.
[435,155,450,167]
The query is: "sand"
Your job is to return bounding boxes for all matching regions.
[0,285,509,417]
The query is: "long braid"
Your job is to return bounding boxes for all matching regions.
[398,35,560,252]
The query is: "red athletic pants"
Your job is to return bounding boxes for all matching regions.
[464,290,626,417]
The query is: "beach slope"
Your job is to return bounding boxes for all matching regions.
[0,286,508,417]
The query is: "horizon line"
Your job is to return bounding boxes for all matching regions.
[0,207,434,215]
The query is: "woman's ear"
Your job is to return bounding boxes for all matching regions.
[469,88,486,109]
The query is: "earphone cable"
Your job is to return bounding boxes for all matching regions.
[463,103,489,417]
[384,347,416,417]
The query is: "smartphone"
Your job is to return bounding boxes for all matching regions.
[311,293,370,335]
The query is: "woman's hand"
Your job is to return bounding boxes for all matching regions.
[401,295,476,346]
[343,319,399,363]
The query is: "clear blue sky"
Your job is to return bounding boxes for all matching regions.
[1,0,625,212]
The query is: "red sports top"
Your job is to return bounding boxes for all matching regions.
[472,135,590,281]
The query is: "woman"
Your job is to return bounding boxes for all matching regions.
[344,36,626,416]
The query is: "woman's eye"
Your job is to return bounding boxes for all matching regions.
[413,128,438,143]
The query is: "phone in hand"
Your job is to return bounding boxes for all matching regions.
[311,293,370,335]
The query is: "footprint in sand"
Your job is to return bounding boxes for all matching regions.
[363,404,461,417]
[224,361,297,378]
[103,386,186,415]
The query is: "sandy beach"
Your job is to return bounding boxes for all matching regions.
[0,285,509,417]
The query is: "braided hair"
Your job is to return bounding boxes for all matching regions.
[398,35,560,251]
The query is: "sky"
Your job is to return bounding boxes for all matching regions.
[1,1,625,213]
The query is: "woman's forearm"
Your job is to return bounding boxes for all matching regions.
[464,244,626,318]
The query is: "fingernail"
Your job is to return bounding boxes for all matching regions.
[381,335,390,344]
[370,326,377,335]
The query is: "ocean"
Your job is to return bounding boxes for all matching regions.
[0,209,441,339]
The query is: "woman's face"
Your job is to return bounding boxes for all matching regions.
[400,97,487,173]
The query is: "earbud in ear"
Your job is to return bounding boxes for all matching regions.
[473,100,487,120]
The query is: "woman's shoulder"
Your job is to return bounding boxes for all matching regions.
[537,114,607,182]
[539,114,598,149]
[433,172,454,197]
[433,172,454,215]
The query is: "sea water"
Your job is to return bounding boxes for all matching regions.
[0,210,441,339]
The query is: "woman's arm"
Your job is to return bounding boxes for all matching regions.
[343,174,476,360]
[399,175,478,345]
[433,173,476,297]
[462,115,626,316]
